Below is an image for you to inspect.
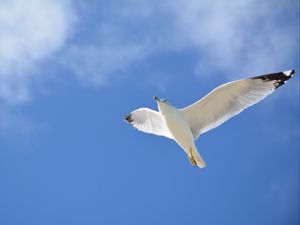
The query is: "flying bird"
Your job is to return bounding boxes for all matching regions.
[124,70,295,168]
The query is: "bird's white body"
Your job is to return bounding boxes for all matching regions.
[125,70,294,168]
[160,106,193,153]
[157,101,206,167]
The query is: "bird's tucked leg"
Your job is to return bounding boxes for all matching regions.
[188,147,197,167]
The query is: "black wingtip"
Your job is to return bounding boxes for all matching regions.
[288,69,295,76]
[124,114,134,124]
[251,70,295,89]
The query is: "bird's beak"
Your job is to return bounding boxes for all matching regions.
[154,96,159,101]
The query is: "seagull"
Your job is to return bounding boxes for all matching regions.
[124,70,295,168]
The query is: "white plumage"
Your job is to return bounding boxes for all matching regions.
[125,70,295,168]
[126,108,173,139]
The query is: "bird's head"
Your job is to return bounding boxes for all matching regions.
[154,96,172,114]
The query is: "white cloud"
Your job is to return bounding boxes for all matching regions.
[63,25,149,86]
[65,0,298,85]
[0,0,75,104]
[165,0,298,77]
[0,0,297,102]
[62,2,156,86]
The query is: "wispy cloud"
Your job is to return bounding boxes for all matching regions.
[63,26,149,86]
[0,0,297,103]
[64,0,298,86]
[167,0,298,77]
[0,0,75,104]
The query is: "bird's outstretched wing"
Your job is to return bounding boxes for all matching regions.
[180,70,295,139]
[124,108,173,139]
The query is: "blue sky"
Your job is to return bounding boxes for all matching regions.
[0,0,299,224]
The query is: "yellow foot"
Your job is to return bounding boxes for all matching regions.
[188,147,197,167]
[188,155,197,167]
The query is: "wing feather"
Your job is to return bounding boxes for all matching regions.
[124,108,173,139]
[180,70,294,139]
